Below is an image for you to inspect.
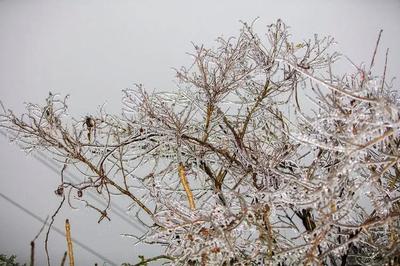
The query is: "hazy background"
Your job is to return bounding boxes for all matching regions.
[0,0,399,265]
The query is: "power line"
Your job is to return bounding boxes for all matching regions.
[0,192,117,266]
[0,129,147,233]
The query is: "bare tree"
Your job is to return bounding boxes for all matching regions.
[1,20,399,265]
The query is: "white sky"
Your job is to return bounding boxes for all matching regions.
[0,0,399,265]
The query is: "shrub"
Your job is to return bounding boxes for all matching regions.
[1,20,399,265]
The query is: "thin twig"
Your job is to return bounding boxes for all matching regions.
[129,255,174,266]
[30,241,35,266]
[381,48,389,92]
[30,215,49,266]
[60,251,67,266]
[369,29,383,71]
[45,197,65,266]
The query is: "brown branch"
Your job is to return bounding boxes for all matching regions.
[30,215,49,266]
[181,134,242,167]
[369,29,383,70]
[45,197,65,266]
[218,109,242,149]
[77,198,111,223]
[262,205,275,257]
[381,48,389,91]
[240,80,270,139]
[75,153,154,217]
[128,255,174,266]
[202,103,214,142]
[30,241,35,266]
[60,251,67,266]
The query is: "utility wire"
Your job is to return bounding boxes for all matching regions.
[0,192,117,266]
[0,129,147,233]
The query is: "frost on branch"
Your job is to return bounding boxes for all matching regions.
[1,20,399,265]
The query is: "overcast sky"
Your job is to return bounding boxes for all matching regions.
[0,0,399,265]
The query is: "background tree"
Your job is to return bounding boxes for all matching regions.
[1,20,399,265]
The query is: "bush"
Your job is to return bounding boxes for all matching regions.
[1,20,399,265]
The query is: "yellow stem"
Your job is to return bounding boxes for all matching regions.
[178,163,196,210]
[65,219,74,266]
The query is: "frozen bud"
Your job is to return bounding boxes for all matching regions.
[55,186,64,196]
